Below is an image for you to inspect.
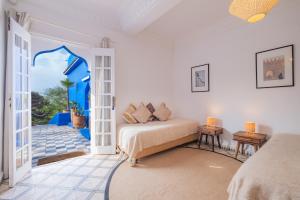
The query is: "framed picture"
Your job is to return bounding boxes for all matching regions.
[256,45,294,89]
[191,64,209,92]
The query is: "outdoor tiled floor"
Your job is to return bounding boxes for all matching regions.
[0,154,122,200]
[32,125,90,167]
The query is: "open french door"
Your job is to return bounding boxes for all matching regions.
[5,17,32,187]
[90,48,116,154]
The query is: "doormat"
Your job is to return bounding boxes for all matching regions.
[37,151,87,166]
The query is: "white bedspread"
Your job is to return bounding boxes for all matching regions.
[117,118,199,159]
[228,134,300,200]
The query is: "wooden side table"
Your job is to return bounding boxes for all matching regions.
[233,131,267,158]
[198,125,223,152]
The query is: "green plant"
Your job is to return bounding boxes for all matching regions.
[60,78,74,111]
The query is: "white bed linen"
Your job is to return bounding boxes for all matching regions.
[228,134,300,200]
[117,118,199,159]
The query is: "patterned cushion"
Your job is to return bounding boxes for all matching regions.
[153,103,171,121]
[122,104,138,124]
[146,103,159,121]
[132,103,152,123]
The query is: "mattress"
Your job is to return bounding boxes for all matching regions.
[117,118,199,159]
[228,134,300,200]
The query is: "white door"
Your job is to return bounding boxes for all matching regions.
[5,17,32,186]
[90,48,116,154]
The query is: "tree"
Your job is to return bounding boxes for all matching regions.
[60,78,74,111]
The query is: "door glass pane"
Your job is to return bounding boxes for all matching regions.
[22,58,29,75]
[16,151,22,169]
[95,56,102,68]
[104,69,111,81]
[95,122,102,133]
[23,129,29,145]
[95,69,102,81]
[16,113,22,130]
[104,135,111,146]
[103,95,111,106]
[104,108,111,120]
[15,55,22,73]
[104,56,111,67]
[104,121,111,133]
[23,146,29,163]
[22,94,28,110]
[16,94,22,110]
[16,132,22,150]
[23,41,28,57]
[16,74,22,92]
[104,82,111,93]
[95,108,102,120]
[15,35,22,53]
[23,76,29,92]
[95,135,102,146]
[22,111,29,128]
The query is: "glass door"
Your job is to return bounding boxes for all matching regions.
[5,17,32,186]
[90,48,116,154]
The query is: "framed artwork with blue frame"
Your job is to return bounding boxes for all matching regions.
[191,64,210,92]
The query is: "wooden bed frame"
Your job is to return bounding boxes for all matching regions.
[120,133,198,166]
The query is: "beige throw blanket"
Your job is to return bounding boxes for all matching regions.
[228,134,300,200]
[117,118,199,159]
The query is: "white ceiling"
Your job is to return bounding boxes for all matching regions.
[12,0,125,32]
[144,0,233,40]
[9,0,288,41]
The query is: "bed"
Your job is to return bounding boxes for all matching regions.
[228,134,300,200]
[117,118,199,165]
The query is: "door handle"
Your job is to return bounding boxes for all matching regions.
[112,96,116,110]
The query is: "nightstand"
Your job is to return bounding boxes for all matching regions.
[233,131,267,158]
[198,125,223,152]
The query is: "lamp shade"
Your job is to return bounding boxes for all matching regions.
[245,122,256,133]
[207,117,217,127]
[229,0,278,23]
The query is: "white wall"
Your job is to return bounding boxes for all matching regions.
[0,0,6,181]
[30,21,174,124]
[172,1,300,147]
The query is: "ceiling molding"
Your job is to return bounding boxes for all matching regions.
[121,0,183,35]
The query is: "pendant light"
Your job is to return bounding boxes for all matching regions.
[229,0,279,23]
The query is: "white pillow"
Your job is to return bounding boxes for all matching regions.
[122,104,138,124]
[153,103,171,121]
[132,103,152,123]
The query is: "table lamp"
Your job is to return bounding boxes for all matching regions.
[245,121,256,134]
[207,117,217,127]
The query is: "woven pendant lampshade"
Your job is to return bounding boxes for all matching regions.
[229,0,278,23]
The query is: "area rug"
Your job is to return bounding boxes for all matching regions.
[108,147,242,200]
[37,151,87,166]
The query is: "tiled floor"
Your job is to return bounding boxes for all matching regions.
[32,125,90,167]
[0,153,122,200]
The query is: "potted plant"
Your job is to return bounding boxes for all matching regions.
[70,101,78,124]
[60,78,74,112]
[73,106,86,129]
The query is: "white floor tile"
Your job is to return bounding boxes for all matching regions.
[39,188,70,200]
[0,186,29,199]
[56,166,78,175]
[64,191,91,200]
[90,192,104,200]
[73,167,95,176]
[58,176,83,188]
[101,160,117,168]
[78,178,102,190]
[42,175,66,187]
[69,158,88,166]
[21,173,49,185]
[90,168,110,177]
[17,187,50,200]
[85,159,102,167]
